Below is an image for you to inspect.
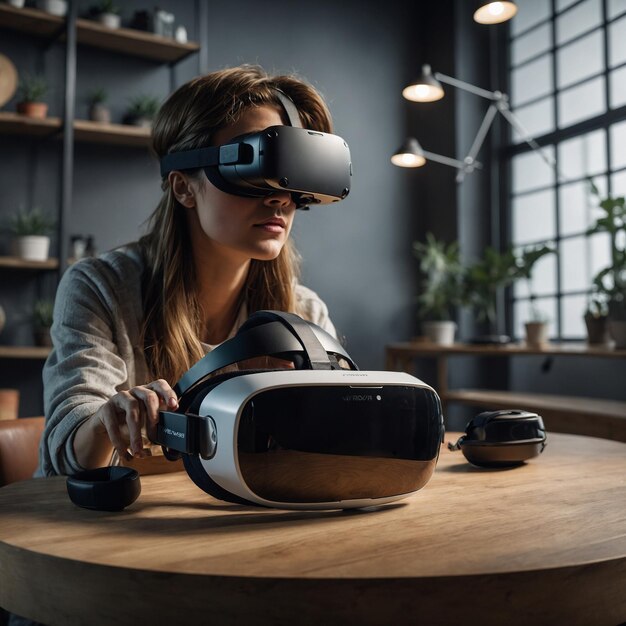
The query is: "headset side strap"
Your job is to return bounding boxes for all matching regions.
[273,89,302,128]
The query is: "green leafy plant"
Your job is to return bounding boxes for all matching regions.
[32,299,54,330]
[90,0,120,15]
[126,94,160,120]
[87,87,108,105]
[17,74,48,103]
[587,182,626,320]
[6,207,55,237]
[462,246,519,328]
[413,233,464,321]
[513,244,555,321]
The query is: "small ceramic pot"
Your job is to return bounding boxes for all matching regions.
[12,235,50,261]
[422,321,456,346]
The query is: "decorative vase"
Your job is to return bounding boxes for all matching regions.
[98,13,121,29]
[584,313,610,346]
[524,321,549,348]
[12,235,50,261]
[16,101,48,119]
[422,321,456,346]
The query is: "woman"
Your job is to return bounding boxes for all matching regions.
[37,65,338,476]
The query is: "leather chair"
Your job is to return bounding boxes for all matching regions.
[0,416,45,486]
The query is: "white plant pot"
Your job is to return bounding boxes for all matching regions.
[98,13,121,29]
[13,235,50,261]
[7,0,26,8]
[524,321,549,347]
[37,0,67,16]
[607,319,626,349]
[423,321,456,346]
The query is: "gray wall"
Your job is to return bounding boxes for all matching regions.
[0,0,425,415]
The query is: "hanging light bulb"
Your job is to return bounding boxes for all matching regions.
[402,65,444,103]
[473,1,518,24]
[391,138,426,168]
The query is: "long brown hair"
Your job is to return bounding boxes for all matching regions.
[139,65,333,383]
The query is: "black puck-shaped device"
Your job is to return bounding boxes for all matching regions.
[448,409,547,468]
[66,466,141,511]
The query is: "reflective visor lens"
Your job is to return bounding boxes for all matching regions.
[236,386,442,503]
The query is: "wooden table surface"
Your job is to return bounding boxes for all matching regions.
[1,433,625,626]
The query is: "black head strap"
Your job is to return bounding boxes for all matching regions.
[173,311,357,398]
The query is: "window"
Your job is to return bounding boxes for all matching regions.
[505,0,626,340]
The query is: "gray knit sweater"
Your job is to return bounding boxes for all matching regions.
[37,244,336,476]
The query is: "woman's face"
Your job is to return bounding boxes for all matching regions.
[187,104,296,263]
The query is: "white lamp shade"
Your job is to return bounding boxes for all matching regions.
[402,65,444,103]
[391,138,426,168]
[473,2,517,24]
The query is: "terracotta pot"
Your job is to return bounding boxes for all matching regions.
[16,101,48,119]
[34,328,52,347]
[524,321,549,348]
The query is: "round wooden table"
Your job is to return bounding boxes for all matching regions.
[1,432,625,626]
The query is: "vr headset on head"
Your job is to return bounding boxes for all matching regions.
[159,90,352,209]
[153,311,445,510]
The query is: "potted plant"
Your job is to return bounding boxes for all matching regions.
[89,0,121,29]
[123,94,160,128]
[413,233,463,345]
[583,293,610,346]
[513,244,555,347]
[587,186,626,348]
[32,299,54,347]
[462,245,519,343]
[87,87,111,124]
[35,0,67,17]
[16,74,48,119]
[6,207,55,261]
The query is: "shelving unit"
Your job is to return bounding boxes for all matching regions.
[0,3,204,376]
[385,341,626,442]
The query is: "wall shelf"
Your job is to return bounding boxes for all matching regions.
[0,346,51,360]
[73,119,151,147]
[0,5,200,63]
[0,4,63,38]
[75,18,200,63]
[0,256,59,270]
[0,111,61,137]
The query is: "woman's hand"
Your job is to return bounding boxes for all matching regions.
[75,379,178,468]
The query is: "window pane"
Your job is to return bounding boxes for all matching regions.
[558,129,606,182]
[557,0,579,10]
[561,293,588,337]
[558,76,605,127]
[608,0,626,19]
[611,169,626,194]
[512,148,556,194]
[512,23,551,66]
[608,14,626,67]
[513,297,557,338]
[512,189,556,243]
[511,55,553,107]
[511,0,551,36]
[556,0,602,45]
[559,177,607,237]
[609,65,626,108]
[510,98,555,142]
[610,120,626,169]
[560,233,611,291]
[557,30,603,89]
